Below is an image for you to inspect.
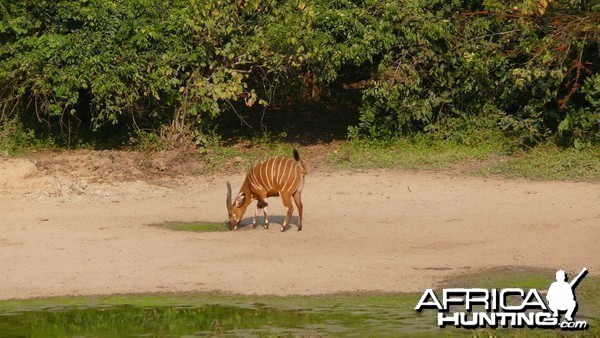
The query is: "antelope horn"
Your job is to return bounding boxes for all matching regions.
[226,181,232,213]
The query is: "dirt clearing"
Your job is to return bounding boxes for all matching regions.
[0,152,598,300]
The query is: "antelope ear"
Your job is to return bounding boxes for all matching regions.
[235,192,245,207]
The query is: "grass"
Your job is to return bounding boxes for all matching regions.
[326,137,600,182]
[327,139,506,170]
[0,268,597,336]
[477,145,600,181]
[150,221,229,232]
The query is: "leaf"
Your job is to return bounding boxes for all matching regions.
[557,117,570,134]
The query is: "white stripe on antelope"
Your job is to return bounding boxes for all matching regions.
[226,149,308,232]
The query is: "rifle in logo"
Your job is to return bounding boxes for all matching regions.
[546,268,587,322]
[415,267,589,330]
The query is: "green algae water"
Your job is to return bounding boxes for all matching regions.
[0,294,438,337]
[1,304,350,336]
[1,270,598,337]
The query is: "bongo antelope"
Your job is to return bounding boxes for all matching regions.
[226,148,308,232]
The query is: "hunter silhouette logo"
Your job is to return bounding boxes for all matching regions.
[415,268,589,330]
[547,268,587,322]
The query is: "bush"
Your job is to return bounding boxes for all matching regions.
[0,0,391,146]
[350,0,599,147]
[0,0,598,148]
[0,117,50,155]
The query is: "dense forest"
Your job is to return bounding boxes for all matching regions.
[0,0,598,149]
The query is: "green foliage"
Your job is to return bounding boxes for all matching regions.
[0,0,598,148]
[0,0,391,146]
[350,0,600,147]
[557,73,600,148]
[129,129,167,152]
[0,117,52,155]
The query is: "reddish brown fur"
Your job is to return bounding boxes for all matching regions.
[226,149,307,231]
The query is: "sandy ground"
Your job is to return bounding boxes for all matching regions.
[0,153,599,300]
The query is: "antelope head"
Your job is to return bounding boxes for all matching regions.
[226,181,249,230]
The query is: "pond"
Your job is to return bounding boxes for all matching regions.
[0,294,438,337]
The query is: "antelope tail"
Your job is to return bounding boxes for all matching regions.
[293,148,308,175]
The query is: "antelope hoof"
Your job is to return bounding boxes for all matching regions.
[252,222,257,229]
[297,226,302,231]
[263,222,269,230]
[233,225,238,230]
